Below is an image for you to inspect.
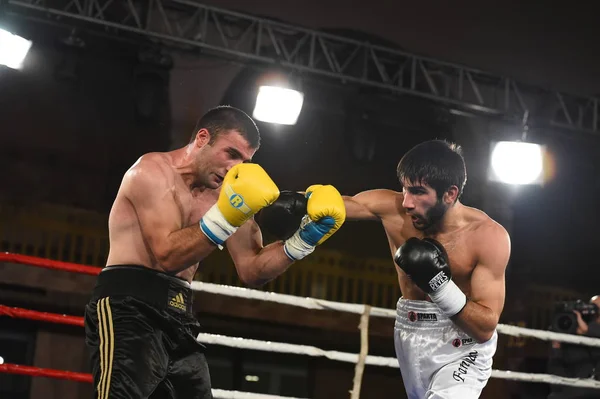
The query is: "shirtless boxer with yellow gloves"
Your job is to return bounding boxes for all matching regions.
[84,105,345,399]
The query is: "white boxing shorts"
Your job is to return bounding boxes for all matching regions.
[394,298,498,399]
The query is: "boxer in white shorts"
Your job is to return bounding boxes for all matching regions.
[342,140,511,398]
[395,298,498,398]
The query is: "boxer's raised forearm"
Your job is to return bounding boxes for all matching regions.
[235,241,294,287]
[157,224,219,272]
[451,300,499,343]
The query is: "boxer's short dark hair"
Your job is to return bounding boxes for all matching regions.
[396,140,467,200]
[190,105,260,148]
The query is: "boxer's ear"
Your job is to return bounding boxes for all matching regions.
[443,185,459,204]
[194,129,211,147]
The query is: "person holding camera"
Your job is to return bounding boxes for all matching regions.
[547,295,600,399]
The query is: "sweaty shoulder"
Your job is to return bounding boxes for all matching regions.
[464,207,510,258]
[122,153,174,196]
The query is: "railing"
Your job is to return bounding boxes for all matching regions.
[0,201,580,322]
[0,202,110,267]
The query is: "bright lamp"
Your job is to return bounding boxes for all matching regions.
[489,141,544,185]
[0,29,32,70]
[252,85,304,125]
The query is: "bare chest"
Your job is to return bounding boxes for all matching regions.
[384,216,478,281]
[430,234,476,282]
[175,187,218,227]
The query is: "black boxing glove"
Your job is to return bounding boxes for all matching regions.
[255,191,307,241]
[394,237,467,317]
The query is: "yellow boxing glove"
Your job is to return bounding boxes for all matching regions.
[305,184,346,244]
[201,163,279,247]
[283,184,346,260]
[304,184,323,195]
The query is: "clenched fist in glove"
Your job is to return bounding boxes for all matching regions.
[255,191,308,241]
[394,237,467,317]
[283,184,346,261]
[200,163,279,247]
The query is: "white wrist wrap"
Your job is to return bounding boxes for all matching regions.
[199,204,238,249]
[283,231,315,261]
[429,280,467,317]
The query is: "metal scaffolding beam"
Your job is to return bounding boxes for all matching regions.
[6,0,600,135]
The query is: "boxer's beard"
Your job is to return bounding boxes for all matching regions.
[412,199,448,232]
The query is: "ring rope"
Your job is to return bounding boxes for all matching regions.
[191,280,600,347]
[0,252,100,275]
[0,363,93,383]
[2,252,600,390]
[196,333,397,367]
[192,281,396,319]
[198,334,600,389]
[5,252,598,347]
[494,323,600,347]
[211,390,306,399]
[2,304,600,389]
[489,370,600,389]
[0,363,303,399]
[0,304,84,327]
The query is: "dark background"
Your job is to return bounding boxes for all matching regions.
[2,2,600,398]
[1,1,599,293]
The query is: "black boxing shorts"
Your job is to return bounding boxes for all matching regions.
[84,265,212,399]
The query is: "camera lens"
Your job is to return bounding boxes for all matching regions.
[557,314,574,332]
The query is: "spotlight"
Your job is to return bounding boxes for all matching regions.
[253,85,304,125]
[488,141,545,185]
[0,28,32,69]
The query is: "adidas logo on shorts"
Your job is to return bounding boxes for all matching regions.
[169,292,187,311]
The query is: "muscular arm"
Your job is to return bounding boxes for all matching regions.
[125,159,218,273]
[451,223,511,343]
[226,219,294,287]
[343,189,399,221]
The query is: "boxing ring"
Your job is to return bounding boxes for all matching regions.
[1,252,600,398]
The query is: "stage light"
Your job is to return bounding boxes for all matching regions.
[0,28,32,69]
[488,141,545,185]
[252,85,304,125]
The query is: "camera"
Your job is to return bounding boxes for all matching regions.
[552,300,599,334]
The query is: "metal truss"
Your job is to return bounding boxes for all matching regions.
[6,0,599,135]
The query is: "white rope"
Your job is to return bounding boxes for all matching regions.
[212,389,305,399]
[496,324,600,347]
[490,370,600,389]
[191,281,396,318]
[192,281,600,347]
[199,332,600,389]
[197,333,397,367]
[193,282,600,389]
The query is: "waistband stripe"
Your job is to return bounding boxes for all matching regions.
[92,265,193,314]
[395,298,455,330]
